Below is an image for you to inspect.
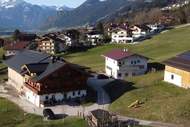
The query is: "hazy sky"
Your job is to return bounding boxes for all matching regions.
[25,0,86,8]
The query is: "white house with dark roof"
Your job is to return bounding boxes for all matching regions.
[57,33,73,46]
[103,49,149,79]
[4,50,89,107]
[86,31,104,45]
[130,25,151,39]
[111,28,133,43]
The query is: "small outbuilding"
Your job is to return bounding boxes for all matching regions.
[164,51,190,88]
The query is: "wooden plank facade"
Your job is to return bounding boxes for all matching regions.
[24,64,88,95]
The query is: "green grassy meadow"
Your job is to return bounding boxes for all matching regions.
[0,26,190,126]
[0,98,87,127]
[64,26,190,72]
[63,26,190,125]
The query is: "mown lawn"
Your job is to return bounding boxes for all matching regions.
[0,98,87,127]
[109,72,190,126]
[62,26,190,125]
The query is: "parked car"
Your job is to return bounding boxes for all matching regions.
[43,108,55,120]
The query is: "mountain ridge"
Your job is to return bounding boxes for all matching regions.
[47,0,174,29]
[0,0,72,30]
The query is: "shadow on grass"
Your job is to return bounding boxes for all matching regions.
[103,80,136,103]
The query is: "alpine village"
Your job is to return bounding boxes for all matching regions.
[0,0,190,127]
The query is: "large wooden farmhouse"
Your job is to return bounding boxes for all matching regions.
[164,51,190,88]
[4,50,89,107]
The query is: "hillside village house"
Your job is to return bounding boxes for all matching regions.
[38,37,65,54]
[87,31,104,45]
[111,27,133,44]
[130,25,151,39]
[103,49,149,79]
[106,22,129,36]
[63,29,80,47]
[4,41,29,57]
[4,50,89,107]
[57,33,73,46]
[147,24,165,33]
[164,51,190,89]
[38,37,56,54]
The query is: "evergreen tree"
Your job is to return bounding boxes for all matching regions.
[96,22,104,34]
[13,29,21,41]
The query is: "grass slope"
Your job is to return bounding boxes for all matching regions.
[110,72,190,125]
[63,26,190,125]
[0,98,87,127]
[64,26,190,71]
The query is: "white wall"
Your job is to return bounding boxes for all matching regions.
[24,88,87,107]
[8,67,24,91]
[105,57,118,78]
[164,71,182,87]
[105,55,148,79]
[5,50,19,57]
[25,87,40,107]
[111,29,133,43]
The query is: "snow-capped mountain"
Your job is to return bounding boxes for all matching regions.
[0,0,24,8]
[57,5,74,11]
[0,0,71,30]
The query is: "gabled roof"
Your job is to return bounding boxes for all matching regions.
[33,61,66,82]
[22,63,49,75]
[103,49,148,61]
[4,50,67,82]
[111,27,129,32]
[163,51,190,72]
[4,50,51,73]
[132,24,151,31]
